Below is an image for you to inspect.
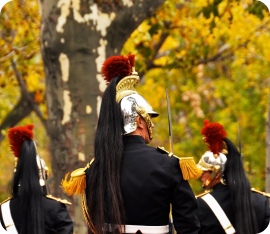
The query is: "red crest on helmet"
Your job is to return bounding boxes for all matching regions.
[201,120,227,155]
[8,125,34,157]
[101,54,135,84]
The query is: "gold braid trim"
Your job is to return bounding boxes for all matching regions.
[0,197,11,206]
[251,188,270,198]
[81,193,95,233]
[195,190,211,199]
[46,195,72,205]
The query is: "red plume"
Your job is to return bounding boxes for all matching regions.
[101,54,135,84]
[8,125,34,157]
[201,120,227,155]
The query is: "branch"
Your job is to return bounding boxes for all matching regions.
[255,18,270,32]
[11,60,49,134]
[0,51,15,62]
[152,30,170,59]
[138,63,163,83]
[0,46,28,62]
[140,26,172,81]
[142,43,234,76]
[191,43,248,68]
[193,52,233,67]
[155,45,184,60]
[0,94,34,144]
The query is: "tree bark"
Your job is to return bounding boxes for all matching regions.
[266,80,270,193]
[38,0,166,232]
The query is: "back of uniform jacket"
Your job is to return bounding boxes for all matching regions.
[0,195,73,234]
[86,135,200,234]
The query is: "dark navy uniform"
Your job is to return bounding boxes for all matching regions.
[0,195,73,234]
[197,183,270,234]
[86,135,200,233]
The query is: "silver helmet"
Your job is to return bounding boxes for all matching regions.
[120,94,159,138]
[110,56,159,140]
[197,151,227,186]
[197,120,228,186]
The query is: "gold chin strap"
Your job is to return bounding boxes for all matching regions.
[136,106,153,140]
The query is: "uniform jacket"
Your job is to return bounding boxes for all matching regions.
[86,135,200,234]
[0,195,73,234]
[197,183,270,234]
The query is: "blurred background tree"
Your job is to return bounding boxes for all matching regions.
[1,0,167,232]
[0,0,270,233]
[123,0,270,193]
[0,0,48,201]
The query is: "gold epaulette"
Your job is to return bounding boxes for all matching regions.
[0,197,11,206]
[195,190,210,199]
[251,188,270,198]
[46,194,72,205]
[157,146,202,180]
[61,159,95,230]
[61,158,95,196]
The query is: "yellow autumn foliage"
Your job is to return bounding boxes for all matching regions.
[0,0,270,198]
[0,0,46,200]
[123,0,270,193]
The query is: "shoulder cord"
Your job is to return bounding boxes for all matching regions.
[81,192,95,233]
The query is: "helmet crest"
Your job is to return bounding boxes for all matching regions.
[201,120,227,155]
[101,54,135,84]
[8,124,34,157]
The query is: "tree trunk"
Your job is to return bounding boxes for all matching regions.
[38,0,166,232]
[266,80,270,193]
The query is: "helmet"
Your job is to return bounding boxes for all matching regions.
[197,151,227,186]
[102,55,159,140]
[197,120,228,186]
[8,124,49,187]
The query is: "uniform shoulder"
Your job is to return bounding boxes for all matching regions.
[157,146,202,180]
[155,146,179,163]
[46,194,72,205]
[157,146,174,157]
[251,188,270,198]
[196,190,211,199]
[0,197,11,206]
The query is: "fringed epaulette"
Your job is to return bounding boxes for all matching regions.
[0,197,11,206]
[61,158,94,196]
[251,188,270,198]
[157,146,202,180]
[61,158,95,231]
[195,190,211,199]
[46,194,72,205]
